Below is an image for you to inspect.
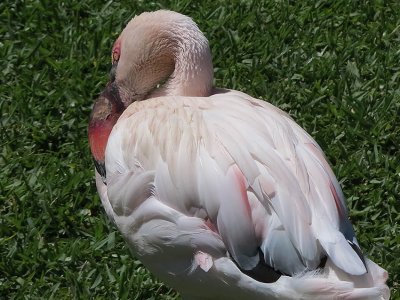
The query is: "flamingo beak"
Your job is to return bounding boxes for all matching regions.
[88,83,124,184]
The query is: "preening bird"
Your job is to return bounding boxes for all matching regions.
[88,10,389,300]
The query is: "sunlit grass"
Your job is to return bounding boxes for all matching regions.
[1,0,399,299]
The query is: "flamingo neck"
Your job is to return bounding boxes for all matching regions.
[148,29,214,99]
[117,11,214,102]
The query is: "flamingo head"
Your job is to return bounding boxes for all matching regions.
[89,10,213,182]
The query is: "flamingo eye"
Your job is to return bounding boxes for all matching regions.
[111,38,121,64]
[112,48,120,63]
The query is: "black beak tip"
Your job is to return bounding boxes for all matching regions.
[94,159,107,185]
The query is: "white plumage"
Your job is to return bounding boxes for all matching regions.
[89,10,389,299]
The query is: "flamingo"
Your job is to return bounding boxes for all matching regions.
[88,10,389,299]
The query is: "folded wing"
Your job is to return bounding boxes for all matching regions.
[103,90,366,278]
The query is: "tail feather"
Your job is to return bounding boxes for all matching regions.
[278,272,389,300]
[282,278,375,300]
[318,232,367,276]
[347,240,368,271]
[180,255,389,300]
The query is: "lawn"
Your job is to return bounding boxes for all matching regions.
[1,0,399,299]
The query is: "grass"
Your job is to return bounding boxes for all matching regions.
[1,0,399,299]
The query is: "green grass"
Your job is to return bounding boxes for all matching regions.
[1,0,399,299]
